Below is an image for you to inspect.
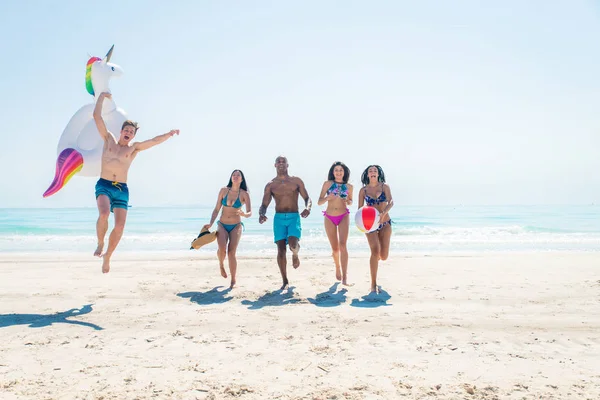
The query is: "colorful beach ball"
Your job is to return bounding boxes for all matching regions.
[355,206,380,233]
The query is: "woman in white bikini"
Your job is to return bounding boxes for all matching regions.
[317,161,354,285]
[203,170,252,288]
[357,165,394,293]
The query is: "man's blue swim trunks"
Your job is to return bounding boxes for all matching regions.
[95,178,129,212]
[273,212,301,243]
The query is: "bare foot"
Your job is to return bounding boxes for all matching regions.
[102,256,111,274]
[230,280,236,289]
[291,243,300,269]
[280,280,289,291]
[292,254,300,269]
[94,243,104,257]
[219,263,227,278]
[342,279,354,287]
[335,266,342,281]
[370,285,379,294]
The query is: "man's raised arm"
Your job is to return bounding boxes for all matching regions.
[133,129,180,152]
[93,92,112,141]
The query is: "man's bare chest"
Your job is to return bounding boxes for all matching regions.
[105,145,135,161]
[271,182,299,197]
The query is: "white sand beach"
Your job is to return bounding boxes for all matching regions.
[1,252,599,399]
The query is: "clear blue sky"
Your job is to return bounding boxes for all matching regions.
[1,0,599,208]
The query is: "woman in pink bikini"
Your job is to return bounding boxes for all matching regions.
[317,161,354,285]
[358,165,394,294]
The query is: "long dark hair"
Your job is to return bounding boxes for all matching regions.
[227,169,248,192]
[361,165,385,186]
[327,161,350,183]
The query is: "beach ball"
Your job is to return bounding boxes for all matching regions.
[355,206,380,233]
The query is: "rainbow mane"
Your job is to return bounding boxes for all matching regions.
[85,57,101,95]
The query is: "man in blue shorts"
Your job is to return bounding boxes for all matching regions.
[259,156,312,290]
[93,92,180,273]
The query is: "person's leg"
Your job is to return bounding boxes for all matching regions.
[226,224,243,288]
[102,207,128,274]
[276,239,288,289]
[216,222,229,278]
[338,213,351,285]
[366,232,381,293]
[378,222,392,261]
[323,215,341,280]
[95,195,110,257]
[288,213,302,269]
[288,236,300,269]
[273,214,290,289]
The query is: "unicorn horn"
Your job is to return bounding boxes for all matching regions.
[43,148,84,198]
[104,45,114,62]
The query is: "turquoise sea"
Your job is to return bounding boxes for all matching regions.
[1,205,600,255]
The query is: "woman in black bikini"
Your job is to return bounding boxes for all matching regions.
[203,170,252,288]
[317,161,354,285]
[358,165,394,293]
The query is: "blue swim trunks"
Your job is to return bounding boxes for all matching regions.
[95,178,129,212]
[273,212,301,243]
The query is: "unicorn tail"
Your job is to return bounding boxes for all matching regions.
[43,148,84,198]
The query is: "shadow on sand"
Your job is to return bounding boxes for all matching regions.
[0,304,103,330]
[307,282,348,307]
[241,287,300,310]
[350,287,392,308]
[177,286,233,306]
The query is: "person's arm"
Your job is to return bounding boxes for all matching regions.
[297,178,312,218]
[345,184,354,207]
[239,190,252,218]
[93,92,113,142]
[357,187,365,208]
[379,184,394,218]
[202,188,224,230]
[133,129,180,152]
[258,182,273,223]
[317,181,333,206]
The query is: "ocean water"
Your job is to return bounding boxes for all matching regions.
[1,205,600,255]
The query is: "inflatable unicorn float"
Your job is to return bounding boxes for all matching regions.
[43,45,128,198]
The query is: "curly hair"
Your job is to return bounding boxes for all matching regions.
[361,165,385,186]
[327,161,350,183]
